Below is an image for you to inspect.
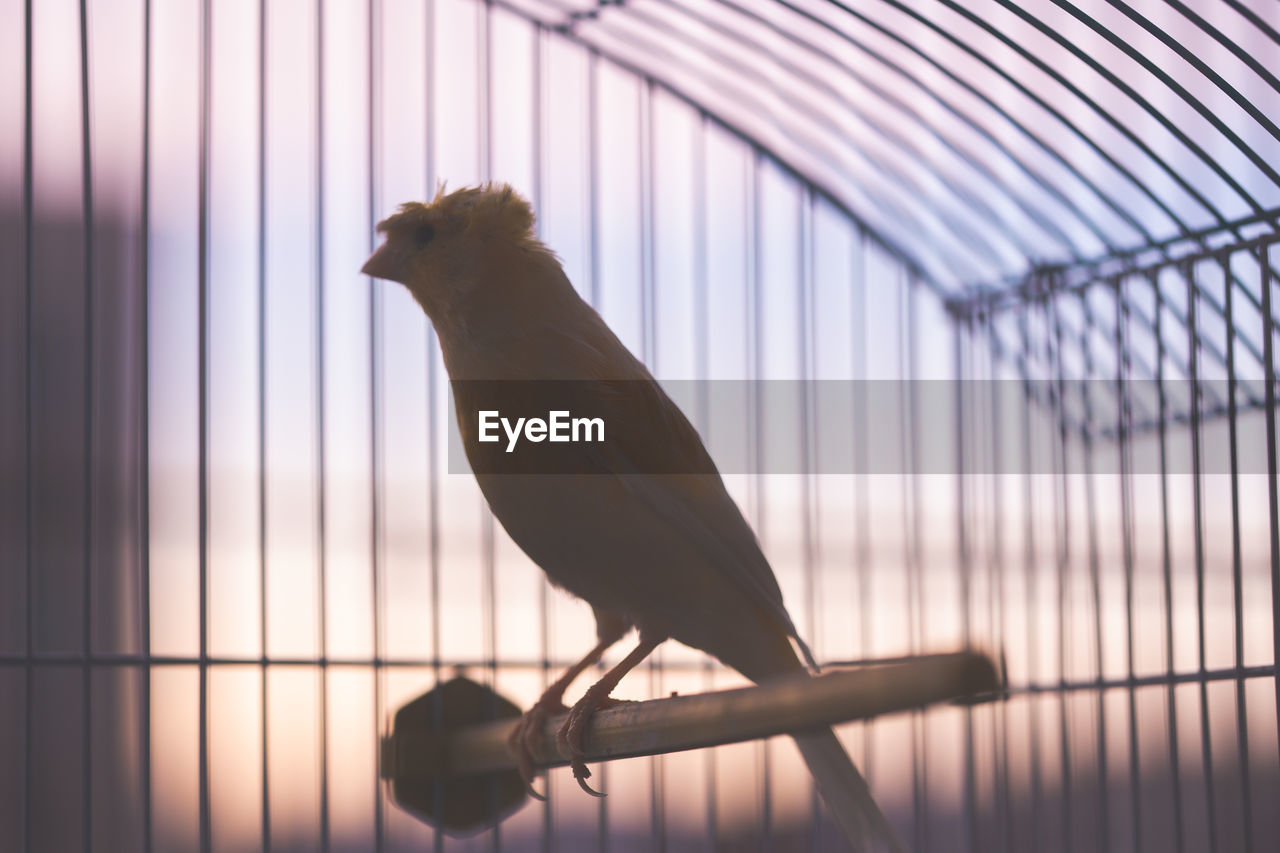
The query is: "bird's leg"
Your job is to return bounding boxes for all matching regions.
[557,631,664,796]
[508,617,628,799]
[507,640,610,797]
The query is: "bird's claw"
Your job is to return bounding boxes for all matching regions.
[573,762,605,797]
[554,689,628,798]
[507,698,567,801]
[559,710,605,797]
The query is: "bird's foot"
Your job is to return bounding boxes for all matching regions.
[506,696,569,801]
[556,690,629,797]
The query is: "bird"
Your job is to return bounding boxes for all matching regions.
[362,183,905,852]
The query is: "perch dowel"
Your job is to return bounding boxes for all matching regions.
[386,651,999,781]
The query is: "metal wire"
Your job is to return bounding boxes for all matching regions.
[314,3,331,850]
[255,3,271,850]
[1113,279,1137,853]
[197,3,212,850]
[1017,302,1045,850]
[965,234,1279,852]
[426,6,445,851]
[907,275,927,851]
[799,183,819,850]
[22,0,33,847]
[366,2,385,849]
[529,22,555,853]
[496,0,1280,290]
[11,2,1280,851]
[1224,251,1255,853]
[141,2,154,848]
[1152,264,1185,853]
[984,312,1014,853]
[748,142,772,849]
[1263,244,1280,768]
[1186,259,1221,853]
[78,2,94,850]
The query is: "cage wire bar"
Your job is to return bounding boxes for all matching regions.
[3,0,1280,852]
[951,231,1280,852]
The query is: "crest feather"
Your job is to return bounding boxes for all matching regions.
[374,201,431,234]
[374,182,544,252]
[433,182,535,239]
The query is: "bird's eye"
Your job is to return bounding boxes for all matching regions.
[413,223,435,248]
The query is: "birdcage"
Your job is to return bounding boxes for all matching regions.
[3,0,1277,851]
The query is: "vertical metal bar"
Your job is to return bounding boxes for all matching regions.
[22,0,33,850]
[851,227,873,822]
[198,0,212,848]
[1114,279,1139,853]
[587,51,600,311]
[639,76,665,853]
[798,185,818,851]
[1016,302,1043,848]
[985,318,1013,853]
[424,0,434,199]
[1221,252,1254,853]
[140,2,154,848]
[366,1,384,849]
[78,0,95,847]
[954,300,979,853]
[478,0,492,643]
[969,310,988,846]
[748,145,771,848]
[1185,260,1219,853]
[480,501,497,853]
[475,6,499,850]
[1152,268,1181,853]
[314,3,330,851]
[529,24,542,232]
[640,80,656,370]
[692,111,715,851]
[1077,288,1110,853]
[427,232,445,847]
[584,48,606,838]
[478,0,489,182]
[528,24,554,853]
[747,146,762,543]
[1047,288,1074,853]
[951,313,967,643]
[986,341,1003,853]
[908,272,926,852]
[966,328,979,853]
[597,46,620,851]
[21,0,34,845]
[256,2,271,849]
[1259,244,1280,770]
[746,146,761,561]
[422,7,444,853]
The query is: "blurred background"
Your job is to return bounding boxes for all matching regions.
[1,0,1278,850]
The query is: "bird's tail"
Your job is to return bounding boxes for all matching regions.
[792,727,907,853]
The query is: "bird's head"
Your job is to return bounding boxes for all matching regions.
[361,182,547,319]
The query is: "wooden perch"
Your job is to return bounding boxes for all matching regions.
[386,651,1000,782]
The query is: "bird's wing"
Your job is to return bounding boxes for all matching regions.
[573,371,818,669]
[482,304,817,669]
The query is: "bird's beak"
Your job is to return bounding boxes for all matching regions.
[361,239,408,283]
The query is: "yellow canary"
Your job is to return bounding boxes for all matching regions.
[363,183,903,852]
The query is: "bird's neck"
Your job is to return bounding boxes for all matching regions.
[428,261,591,381]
